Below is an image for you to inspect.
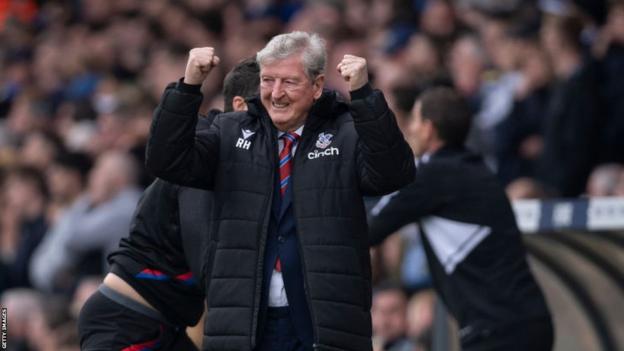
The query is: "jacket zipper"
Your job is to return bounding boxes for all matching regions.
[251,123,277,349]
[291,132,320,348]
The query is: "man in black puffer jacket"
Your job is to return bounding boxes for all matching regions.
[146,31,415,351]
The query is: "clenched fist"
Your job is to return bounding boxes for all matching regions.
[184,47,220,85]
[336,55,369,91]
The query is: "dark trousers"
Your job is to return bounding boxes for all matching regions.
[462,318,554,351]
[255,307,311,351]
[78,285,197,351]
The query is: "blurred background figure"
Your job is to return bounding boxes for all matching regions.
[0,167,48,292]
[537,14,602,197]
[29,151,140,294]
[506,177,552,200]
[406,289,436,351]
[594,1,624,165]
[586,163,624,197]
[19,130,65,172]
[44,152,93,223]
[372,282,414,351]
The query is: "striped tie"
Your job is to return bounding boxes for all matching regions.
[278,132,300,196]
[275,132,300,272]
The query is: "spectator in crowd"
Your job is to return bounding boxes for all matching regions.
[2,92,50,145]
[369,87,553,351]
[44,152,93,223]
[506,177,553,200]
[65,150,140,255]
[586,163,624,197]
[372,282,414,351]
[19,129,65,172]
[615,169,624,197]
[494,37,552,186]
[28,151,140,293]
[145,31,414,351]
[537,14,602,197]
[0,166,48,291]
[467,17,524,171]
[403,33,445,79]
[405,289,436,351]
[29,152,93,293]
[448,34,486,103]
[420,0,458,50]
[594,0,624,164]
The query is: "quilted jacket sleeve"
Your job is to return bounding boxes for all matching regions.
[145,81,220,190]
[350,84,416,196]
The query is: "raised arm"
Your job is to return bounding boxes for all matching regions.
[368,168,442,246]
[145,47,222,189]
[337,55,415,195]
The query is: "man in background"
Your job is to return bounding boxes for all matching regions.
[369,87,553,351]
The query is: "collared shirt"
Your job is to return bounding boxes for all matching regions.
[269,125,304,307]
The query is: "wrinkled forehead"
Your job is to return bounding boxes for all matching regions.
[259,54,306,76]
[258,50,304,67]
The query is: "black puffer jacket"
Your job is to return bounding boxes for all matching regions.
[146,82,415,351]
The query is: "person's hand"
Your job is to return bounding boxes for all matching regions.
[336,54,368,91]
[184,47,220,85]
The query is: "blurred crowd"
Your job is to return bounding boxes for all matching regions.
[1,0,623,350]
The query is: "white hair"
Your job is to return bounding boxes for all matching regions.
[256,31,327,80]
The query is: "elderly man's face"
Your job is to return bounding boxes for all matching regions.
[260,54,324,132]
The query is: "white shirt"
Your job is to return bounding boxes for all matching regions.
[269,125,304,307]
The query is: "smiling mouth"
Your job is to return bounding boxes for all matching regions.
[272,101,289,109]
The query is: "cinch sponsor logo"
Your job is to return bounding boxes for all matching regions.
[307,147,340,159]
